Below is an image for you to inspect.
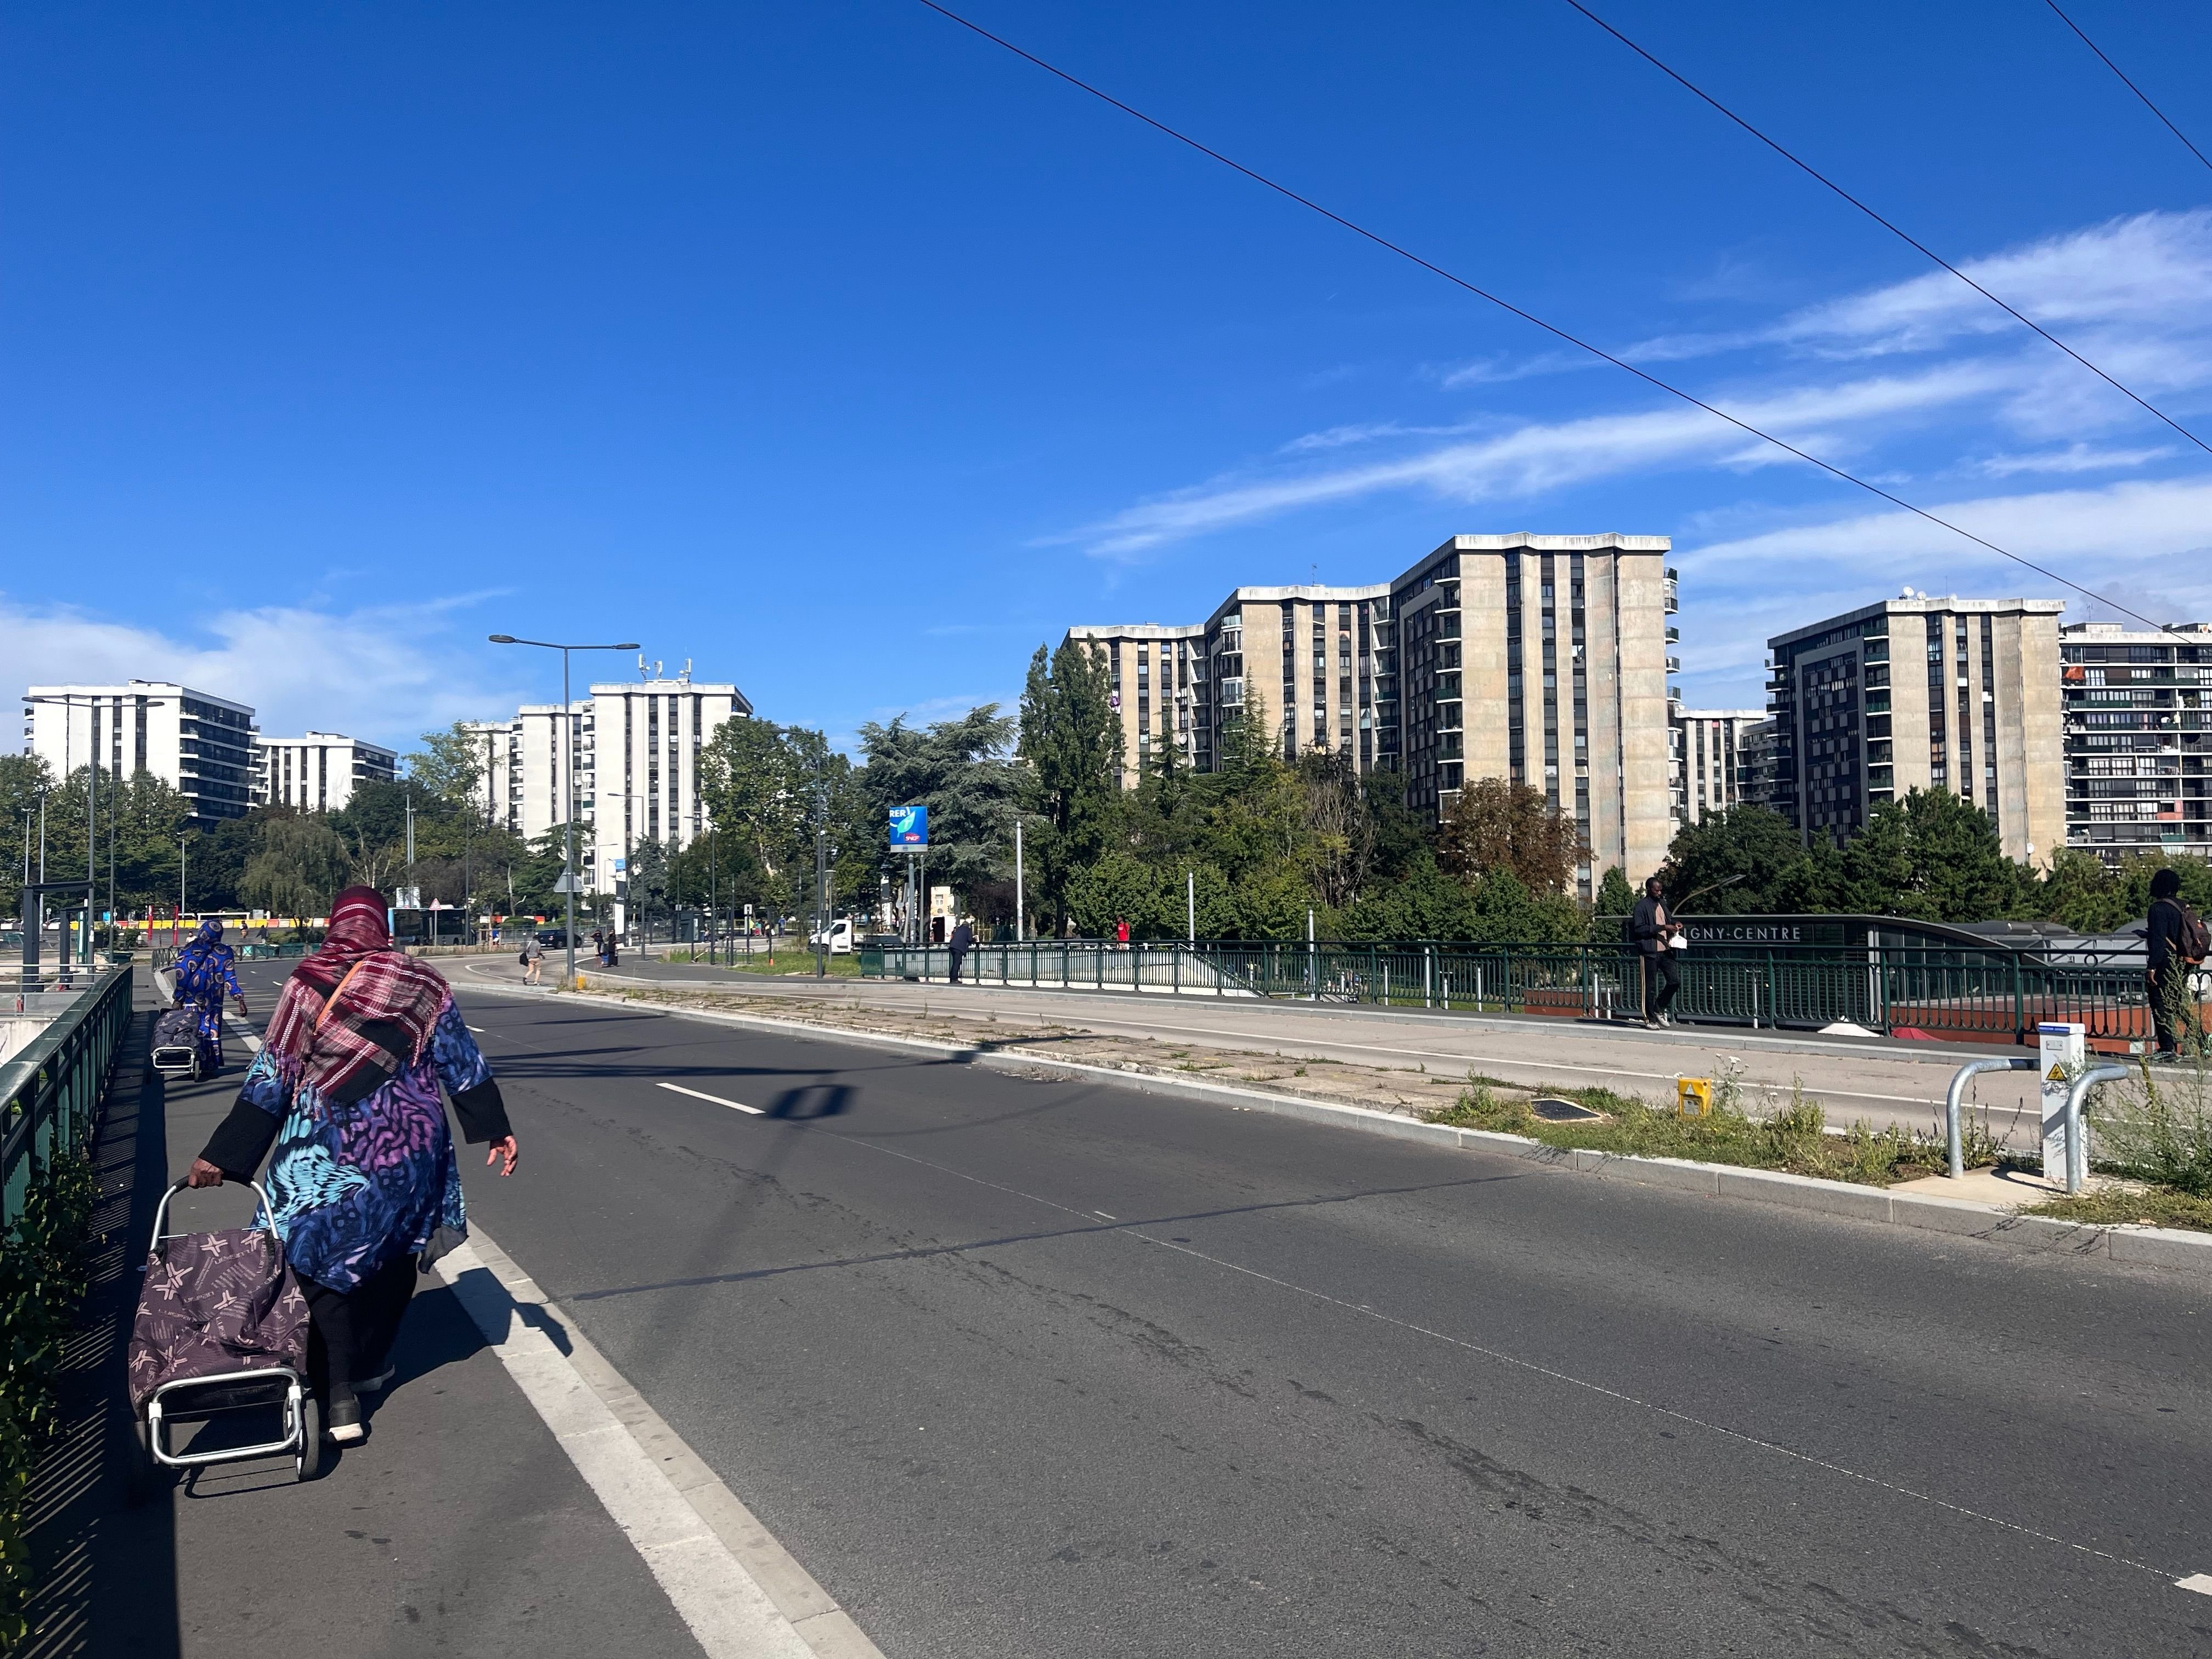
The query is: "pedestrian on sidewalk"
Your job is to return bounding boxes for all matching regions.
[521,934,544,985]
[948,917,973,984]
[590,929,605,968]
[1630,876,1682,1029]
[187,886,519,1447]
[172,918,249,1076]
[2146,867,2207,1060]
[1115,916,1131,950]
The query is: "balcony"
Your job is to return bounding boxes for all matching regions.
[1665,656,1681,674]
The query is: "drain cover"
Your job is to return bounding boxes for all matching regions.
[1531,1096,1603,1122]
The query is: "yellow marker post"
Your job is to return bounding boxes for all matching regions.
[1677,1076,1713,1118]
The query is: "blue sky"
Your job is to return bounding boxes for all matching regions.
[7,1,2211,752]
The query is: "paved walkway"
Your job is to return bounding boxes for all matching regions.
[482,953,2052,1145]
[34,966,707,1659]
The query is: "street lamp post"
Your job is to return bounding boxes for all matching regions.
[490,634,640,992]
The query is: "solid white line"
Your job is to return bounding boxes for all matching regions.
[436,1231,881,1658]
[223,1013,263,1054]
[658,1081,765,1115]
[468,1024,488,1032]
[2176,1572,2212,1596]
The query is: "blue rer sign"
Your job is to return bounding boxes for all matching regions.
[889,804,928,849]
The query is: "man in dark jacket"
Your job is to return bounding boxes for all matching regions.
[1629,876,1682,1029]
[2146,867,2200,1060]
[947,917,974,985]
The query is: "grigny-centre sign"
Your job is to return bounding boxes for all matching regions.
[889,805,928,849]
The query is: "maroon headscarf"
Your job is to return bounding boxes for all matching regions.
[261,886,450,1098]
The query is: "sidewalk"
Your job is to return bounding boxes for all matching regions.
[25,978,703,1658]
[482,953,2051,1146]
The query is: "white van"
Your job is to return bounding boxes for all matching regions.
[806,917,856,954]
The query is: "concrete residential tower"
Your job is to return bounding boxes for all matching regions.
[24,681,258,826]
[2058,620,2212,864]
[1765,592,2064,863]
[253,732,398,812]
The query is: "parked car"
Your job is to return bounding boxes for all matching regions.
[535,928,570,947]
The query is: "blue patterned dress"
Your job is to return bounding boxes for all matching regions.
[234,997,490,1292]
[173,938,244,1061]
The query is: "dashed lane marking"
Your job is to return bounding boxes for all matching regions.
[657,1081,765,1115]
[2176,1573,2212,1596]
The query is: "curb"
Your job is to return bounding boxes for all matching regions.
[462,976,2212,1278]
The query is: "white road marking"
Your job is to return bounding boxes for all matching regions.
[1094,1211,1117,1221]
[436,1231,878,1658]
[468,1024,488,1032]
[222,1013,263,1054]
[658,1081,765,1115]
[2176,1572,2212,1596]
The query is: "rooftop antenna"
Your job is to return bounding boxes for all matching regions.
[680,658,692,684]
[637,653,650,680]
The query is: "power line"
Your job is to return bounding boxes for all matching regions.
[2044,0,2212,175]
[909,0,2183,637]
[1559,0,2212,461]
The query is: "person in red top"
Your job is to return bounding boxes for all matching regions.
[1114,917,1131,949]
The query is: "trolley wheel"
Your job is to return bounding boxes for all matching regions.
[296,1396,325,1482]
[126,1417,167,1506]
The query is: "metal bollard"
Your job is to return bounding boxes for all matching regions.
[2062,1063,2132,1195]
[1943,1056,2035,1179]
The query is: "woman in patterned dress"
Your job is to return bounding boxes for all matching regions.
[171,918,247,1074]
[186,887,520,1444]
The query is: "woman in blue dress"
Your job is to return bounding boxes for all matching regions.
[171,919,247,1074]
[187,887,520,1444]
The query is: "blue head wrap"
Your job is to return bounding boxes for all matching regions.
[197,918,224,941]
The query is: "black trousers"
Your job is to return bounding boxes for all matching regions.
[301,1252,418,1404]
[947,947,967,983]
[1642,951,1682,1018]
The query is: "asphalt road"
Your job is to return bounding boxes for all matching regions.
[419,974,2212,1657]
[521,952,2053,1143]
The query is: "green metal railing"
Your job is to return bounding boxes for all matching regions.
[861,939,2193,1048]
[2,965,133,1226]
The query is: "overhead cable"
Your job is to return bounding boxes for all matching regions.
[2044,0,2212,175]
[909,0,2182,636]
[1559,0,2212,461]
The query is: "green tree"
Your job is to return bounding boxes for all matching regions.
[1658,804,1835,915]
[857,707,1017,919]
[1017,640,1121,933]
[404,722,495,815]
[239,813,352,917]
[1593,864,1635,929]
[1836,789,2028,922]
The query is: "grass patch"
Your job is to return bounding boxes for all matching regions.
[1423,1078,1958,1188]
[2024,1188,2212,1233]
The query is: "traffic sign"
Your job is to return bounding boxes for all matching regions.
[890,804,928,848]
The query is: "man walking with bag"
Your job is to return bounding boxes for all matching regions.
[1630,876,1683,1030]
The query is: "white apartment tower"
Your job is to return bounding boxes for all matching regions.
[1670,708,1765,826]
[588,673,751,896]
[254,732,398,812]
[23,681,258,825]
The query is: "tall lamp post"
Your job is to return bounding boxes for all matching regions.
[489,634,640,992]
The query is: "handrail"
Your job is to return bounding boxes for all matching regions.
[1942,1057,2035,1179]
[2062,1063,2133,1195]
[0,965,134,1227]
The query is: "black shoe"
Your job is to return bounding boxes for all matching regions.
[353,1365,396,1394]
[325,1395,365,1443]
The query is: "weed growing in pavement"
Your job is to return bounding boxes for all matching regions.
[2086,1058,2212,1195]
[2027,1186,2212,1233]
[1423,1076,1960,1187]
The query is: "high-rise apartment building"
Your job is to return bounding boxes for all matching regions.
[456,719,521,834]
[1065,533,1675,889]
[1737,718,1781,815]
[23,681,258,825]
[1064,623,1207,788]
[2058,620,2212,863]
[253,732,398,812]
[587,675,750,897]
[1670,708,1765,826]
[1765,593,2064,862]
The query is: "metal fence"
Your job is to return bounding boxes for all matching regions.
[1,964,133,1226]
[861,939,2200,1049]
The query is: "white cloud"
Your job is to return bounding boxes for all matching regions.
[1974,443,2176,477]
[4,592,534,756]
[1061,359,2011,556]
[1679,475,2212,625]
[1436,350,1601,388]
